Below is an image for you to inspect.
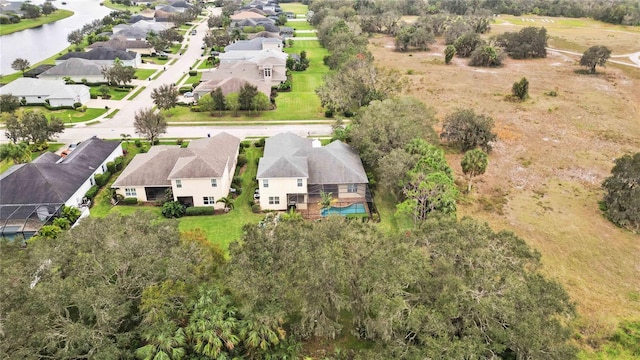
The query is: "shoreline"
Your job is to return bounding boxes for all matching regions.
[0,9,74,36]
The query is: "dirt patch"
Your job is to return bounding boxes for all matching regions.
[370,34,640,325]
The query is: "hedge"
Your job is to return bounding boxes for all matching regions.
[185,206,215,216]
[94,171,111,187]
[85,185,99,200]
[122,197,138,205]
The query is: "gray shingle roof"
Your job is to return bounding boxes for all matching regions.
[258,133,368,185]
[57,47,137,61]
[39,58,104,77]
[112,133,240,187]
[0,137,121,205]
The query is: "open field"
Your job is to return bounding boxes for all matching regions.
[102,0,144,12]
[0,9,74,36]
[280,2,308,15]
[369,20,640,347]
[493,15,640,54]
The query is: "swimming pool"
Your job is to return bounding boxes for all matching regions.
[320,203,367,217]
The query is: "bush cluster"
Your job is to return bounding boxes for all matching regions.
[185,206,215,216]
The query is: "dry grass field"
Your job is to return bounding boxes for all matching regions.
[369,18,640,346]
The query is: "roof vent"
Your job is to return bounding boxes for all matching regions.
[312,138,321,148]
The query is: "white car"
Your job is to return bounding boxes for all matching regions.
[184,92,194,98]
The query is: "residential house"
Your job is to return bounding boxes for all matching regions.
[256,133,370,216]
[111,133,240,209]
[193,76,272,100]
[38,58,105,83]
[235,18,279,33]
[113,21,173,36]
[201,53,286,88]
[88,36,155,55]
[248,31,282,40]
[0,137,123,239]
[111,27,149,41]
[56,47,141,68]
[0,78,90,106]
[230,10,267,21]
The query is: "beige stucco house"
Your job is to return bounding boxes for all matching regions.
[256,133,370,215]
[111,133,240,209]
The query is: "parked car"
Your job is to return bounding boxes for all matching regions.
[190,30,197,35]
[184,92,194,98]
[253,189,260,200]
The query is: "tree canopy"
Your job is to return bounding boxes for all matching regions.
[151,83,179,111]
[602,152,640,232]
[348,97,437,172]
[4,110,64,144]
[496,27,548,59]
[580,45,612,74]
[440,108,497,153]
[134,108,167,144]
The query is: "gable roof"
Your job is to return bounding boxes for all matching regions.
[58,47,137,61]
[112,133,240,187]
[195,76,272,97]
[0,78,66,97]
[39,58,104,77]
[231,10,266,20]
[88,37,152,51]
[111,27,149,40]
[257,133,368,185]
[248,31,282,40]
[0,137,121,205]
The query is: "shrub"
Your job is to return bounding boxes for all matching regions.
[239,141,251,149]
[61,206,81,224]
[85,185,99,200]
[251,204,261,213]
[232,175,242,187]
[106,161,117,173]
[122,197,138,205]
[38,225,62,239]
[94,171,111,187]
[324,109,334,118]
[134,139,142,147]
[512,77,529,101]
[185,206,215,216]
[255,137,266,148]
[53,217,71,230]
[162,201,186,218]
[176,138,184,145]
[237,154,247,167]
[188,70,197,76]
[114,156,124,171]
[179,86,192,94]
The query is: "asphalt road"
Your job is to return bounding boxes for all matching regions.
[0,7,335,144]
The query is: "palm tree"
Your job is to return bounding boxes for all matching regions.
[187,289,241,358]
[0,142,31,164]
[136,321,187,360]
[320,190,334,209]
[216,196,235,212]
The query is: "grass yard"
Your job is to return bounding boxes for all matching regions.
[134,68,156,80]
[144,56,170,65]
[369,24,640,351]
[90,143,265,251]
[279,2,308,15]
[288,21,314,31]
[90,85,132,100]
[101,0,144,12]
[293,32,317,37]
[198,60,216,70]
[184,72,202,85]
[128,86,146,100]
[5,106,107,124]
[0,9,74,36]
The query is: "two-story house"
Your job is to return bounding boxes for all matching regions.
[111,133,240,209]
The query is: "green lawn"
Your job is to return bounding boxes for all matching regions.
[288,21,314,31]
[280,2,309,15]
[8,106,107,124]
[170,43,182,54]
[0,9,74,36]
[134,68,156,80]
[128,86,146,100]
[198,60,216,70]
[143,56,170,65]
[293,32,317,37]
[184,72,202,85]
[102,0,144,12]
[90,144,264,251]
[90,85,131,100]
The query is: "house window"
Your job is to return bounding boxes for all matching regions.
[101,164,106,172]
[297,179,303,187]
[211,178,217,187]
[125,188,137,197]
[203,196,215,205]
[90,177,95,186]
[264,67,272,77]
[269,196,280,205]
[347,184,358,193]
[263,179,269,188]
[176,179,182,188]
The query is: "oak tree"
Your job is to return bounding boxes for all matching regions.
[580,45,612,74]
[134,108,167,145]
